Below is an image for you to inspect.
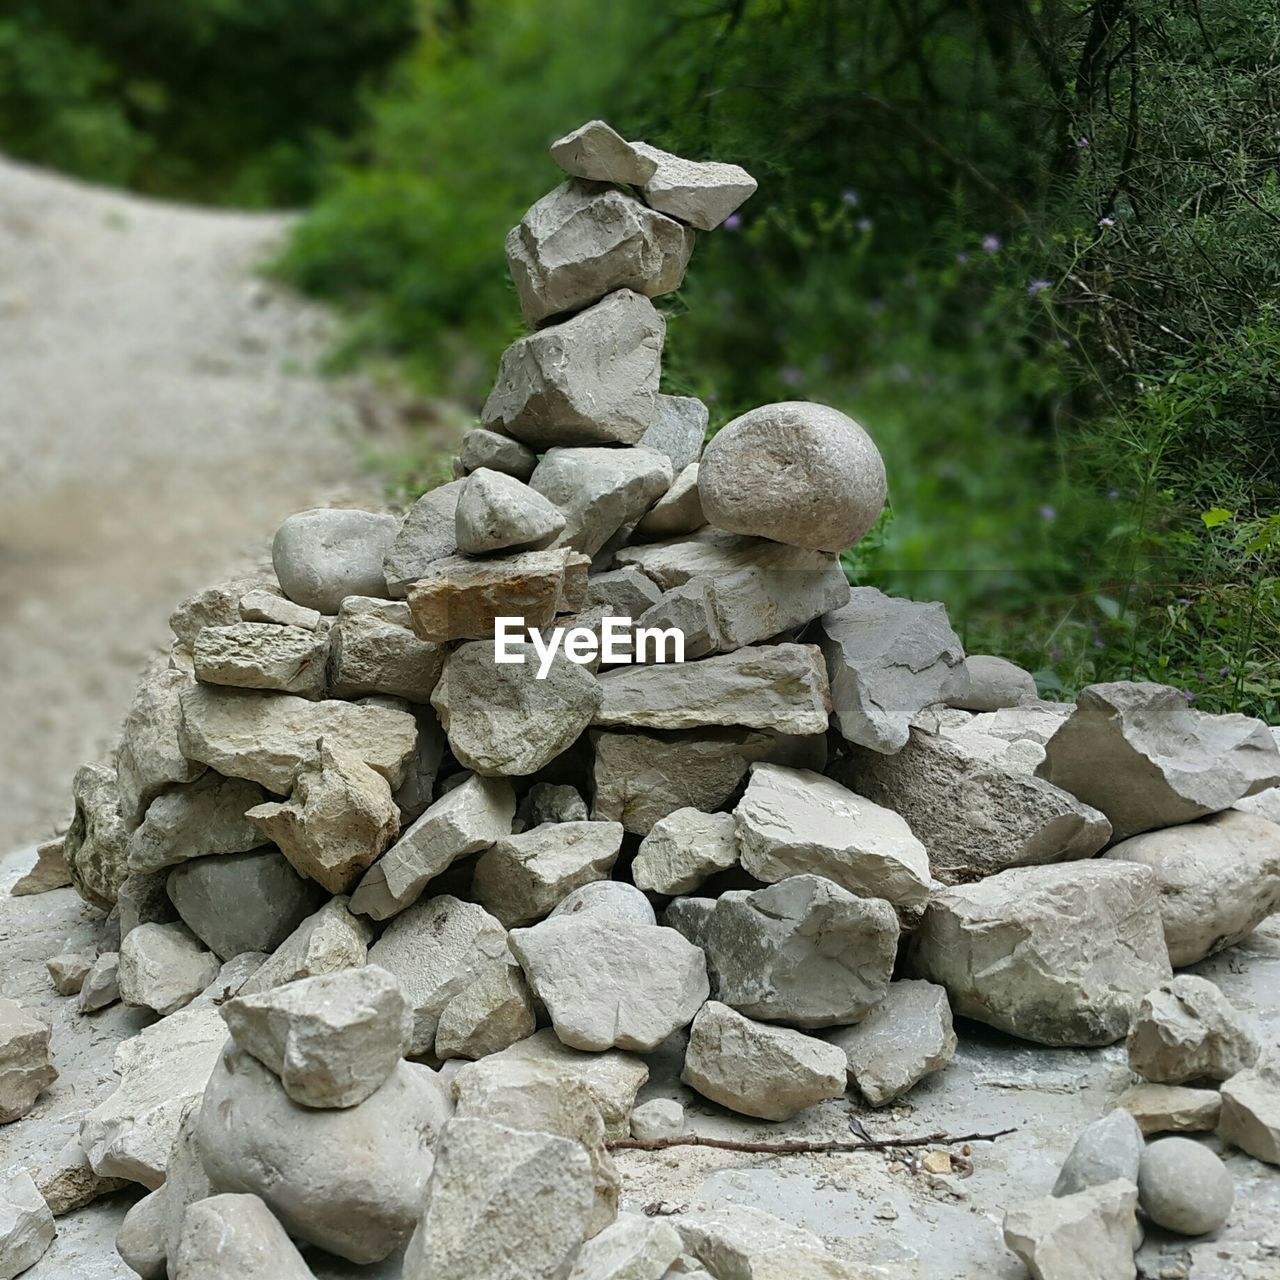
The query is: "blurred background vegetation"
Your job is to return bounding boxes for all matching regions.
[3,0,1277,716]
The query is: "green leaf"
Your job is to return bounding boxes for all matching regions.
[1201,508,1235,529]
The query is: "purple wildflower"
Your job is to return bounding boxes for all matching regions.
[842,189,860,208]
[1098,216,1116,228]
[1182,690,1196,703]
[955,251,969,265]
[1040,505,1056,522]
[1076,137,1090,148]
[982,234,1001,254]
[1027,278,1053,296]
[723,213,742,231]
[856,217,873,233]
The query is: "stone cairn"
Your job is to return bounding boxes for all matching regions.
[3,119,1280,1280]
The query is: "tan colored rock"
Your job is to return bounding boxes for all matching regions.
[46,951,94,995]
[238,588,321,630]
[435,957,536,1060]
[0,1167,56,1278]
[1126,975,1260,1084]
[172,1193,317,1280]
[10,838,72,896]
[194,621,329,699]
[169,575,271,648]
[0,997,57,1124]
[633,808,738,895]
[328,596,445,702]
[1218,1061,1280,1164]
[35,1136,127,1216]
[116,663,207,826]
[1003,1180,1138,1280]
[1116,1083,1222,1135]
[246,738,401,894]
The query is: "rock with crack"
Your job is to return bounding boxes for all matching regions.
[457,428,538,482]
[245,738,401,894]
[354,773,514,918]
[1037,681,1280,840]
[196,1042,451,1263]
[594,644,830,735]
[1116,1083,1222,1135]
[736,763,931,908]
[1003,1180,1139,1280]
[550,880,657,926]
[178,683,418,793]
[402,1116,595,1280]
[505,180,694,326]
[220,965,411,1108]
[435,957,536,1061]
[327,596,445,702]
[119,922,220,1016]
[473,820,623,926]
[948,654,1038,711]
[238,588,321,630]
[46,950,93,995]
[1101,809,1280,966]
[367,895,510,1054]
[907,861,1172,1047]
[167,850,326,960]
[827,979,957,1106]
[1053,1110,1144,1197]
[483,291,665,450]
[550,119,658,186]
[634,462,706,539]
[1219,1060,1280,1165]
[383,479,465,598]
[193,621,328,699]
[0,1167,56,1278]
[633,808,738,895]
[1138,1137,1233,1236]
[238,896,373,995]
[530,445,672,556]
[79,951,121,1012]
[455,468,567,553]
[1126,975,1260,1084]
[116,662,207,825]
[405,546,590,643]
[681,1001,846,1121]
[568,1214,683,1280]
[632,141,757,230]
[509,917,709,1052]
[698,402,884,552]
[63,762,130,908]
[432,639,602,778]
[35,1136,128,1217]
[640,394,708,474]
[452,1054,619,1236]
[126,773,267,874]
[10,837,72,896]
[0,997,57,1124]
[272,507,399,614]
[703,875,899,1028]
[818,588,967,754]
[615,528,851,653]
[171,1193,317,1280]
[833,726,1112,885]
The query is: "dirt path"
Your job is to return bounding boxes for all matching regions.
[0,156,387,850]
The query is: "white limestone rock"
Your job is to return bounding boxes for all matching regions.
[509,917,709,1052]
[177,682,418,793]
[194,621,328,699]
[704,875,899,1028]
[948,654,1038,711]
[1219,1061,1280,1165]
[635,462,706,538]
[1102,809,1280,965]
[640,394,708,473]
[550,880,657,926]
[630,1098,686,1142]
[1053,1110,1144,1197]
[736,763,930,908]
[530,444,673,556]
[238,588,322,630]
[633,808,738,895]
[550,119,658,186]
[367,895,510,1053]
[568,1214,682,1280]
[594,644,830,735]
[455,467,567,554]
[402,1116,595,1280]
[272,507,399,614]
[505,180,694,326]
[1138,1137,1234,1235]
[632,141,757,230]
[432,639,602,777]
[671,1205,826,1278]
[819,588,967,754]
[382,479,464,598]
[1037,681,1280,840]
[172,1193,316,1280]
[681,1001,846,1121]
[237,896,373,995]
[1126,975,1260,1084]
[245,738,401,894]
[907,861,1172,1047]
[698,401,885,552]
[0,998,56,1124]
[473,820,623,926]
[45,951,93,996]
[221,965,409,1109]
[63,762,130,909]
[0,1168,55,1279]
[118,922,220,1016]
[167,849,326,960]
[126,773,267,874]
[79,951,121,1012]
[457,427,537,481]
[169,575,272,647]
[196,1042,451,1263]
[1116,1083,1222,1135]
[435,957,536,1061]
[328,595,445,703]
[116,663,207,826]
[1003,1180,1139,1280]
[827,980,957,1106]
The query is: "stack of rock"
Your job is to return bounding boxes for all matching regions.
[4,119,1280,1280]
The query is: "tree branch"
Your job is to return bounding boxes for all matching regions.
[607,1128,1017,1155]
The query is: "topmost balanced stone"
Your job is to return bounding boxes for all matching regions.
[697,402,887,552]
[272,509,399,615]
[506,180,695,326]
[550,119,658,187]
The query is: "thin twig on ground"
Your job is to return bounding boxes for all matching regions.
[606,1128,1017,1154]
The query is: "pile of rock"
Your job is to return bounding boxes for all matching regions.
[4,119,1280,1280]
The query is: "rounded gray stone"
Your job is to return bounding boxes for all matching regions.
[1053,1109,1144,1197]
[697,401,887,552]
[272,508,399,614]
[1137,1137,1233,1236]
[549,880,657,927]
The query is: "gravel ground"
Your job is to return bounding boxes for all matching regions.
[0,156,386,850]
